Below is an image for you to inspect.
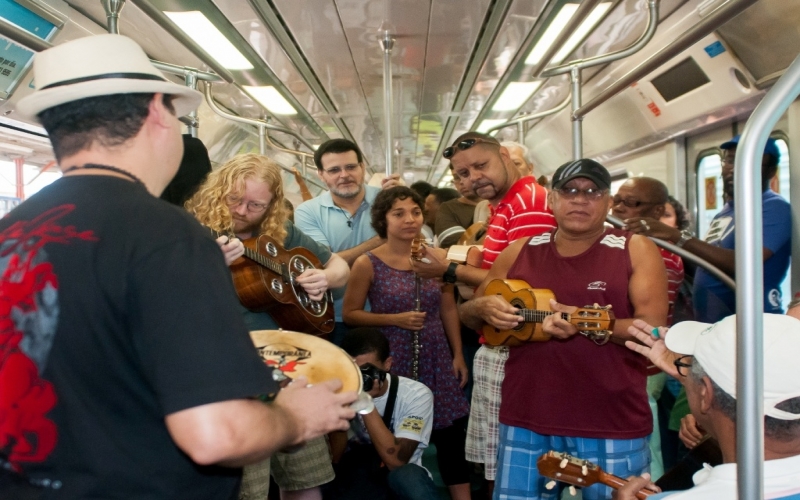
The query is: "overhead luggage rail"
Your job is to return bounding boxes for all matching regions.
[574,0,759,121]
[605,214,735,290]
[733,50,800,500]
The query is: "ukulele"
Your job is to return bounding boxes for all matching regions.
[537,451,657,499]
[229,234,335,335]
[482,279,614,346]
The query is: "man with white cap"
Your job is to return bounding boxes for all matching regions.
[0,35,355,498]
[618,314,800,499]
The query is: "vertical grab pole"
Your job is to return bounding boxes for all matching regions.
[102,0,126,35]
[259,122,267,155]
[570,66,583,160]
[184,72,198,138]
[381,31,395,177]
[734,52,800,500]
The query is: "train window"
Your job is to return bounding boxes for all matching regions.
[695,152,723,238]
[0,160,61,201]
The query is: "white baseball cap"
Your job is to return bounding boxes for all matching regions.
[666,314,800,421]
[17,34,202,121]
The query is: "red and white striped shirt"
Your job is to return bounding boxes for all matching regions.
[482,177,556,268]
[660,247,685,325]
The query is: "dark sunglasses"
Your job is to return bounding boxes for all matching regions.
[612,195,658,208]
[443,138,499,159]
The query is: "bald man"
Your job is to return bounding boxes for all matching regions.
[612,177,684,326]
[500,141,534,177]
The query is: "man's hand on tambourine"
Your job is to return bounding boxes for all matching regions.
[275,376,357,445]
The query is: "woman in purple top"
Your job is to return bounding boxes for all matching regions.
[343,186,471,500]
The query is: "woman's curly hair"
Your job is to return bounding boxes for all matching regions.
[185,153,288,243]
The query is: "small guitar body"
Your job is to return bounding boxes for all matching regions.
[537,451,656,499]
[230,234,335,335]
[483,280,555,346]
[482,279,615,347]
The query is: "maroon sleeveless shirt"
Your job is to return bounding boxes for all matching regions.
[499,227,652,439]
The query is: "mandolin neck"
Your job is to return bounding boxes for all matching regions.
[600,472,654,499]
[518,309,568,324]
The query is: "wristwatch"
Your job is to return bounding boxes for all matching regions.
[442,261,459,284]
[675,229,693,248]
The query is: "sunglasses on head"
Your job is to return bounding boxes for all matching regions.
[442,138,499,159]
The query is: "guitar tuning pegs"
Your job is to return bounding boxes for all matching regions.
[545,480,557,490]
[582,464,588,476]
[569,486,577,496]
[560,458,569,469]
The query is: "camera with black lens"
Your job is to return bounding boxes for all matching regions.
[359,363,387,392]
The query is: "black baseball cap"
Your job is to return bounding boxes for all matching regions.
[551,159,612,190]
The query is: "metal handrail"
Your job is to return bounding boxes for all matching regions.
[203,83,325,190]
[0,16,50,51]
[540,0,659,78]
[605,214,735,290]
[733,51,800,500]
[485,94,571,135]
[575,0,759,120]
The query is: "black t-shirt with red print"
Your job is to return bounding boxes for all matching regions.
[0,176,277,499]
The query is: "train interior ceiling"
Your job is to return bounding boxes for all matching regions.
[0,0,799,291]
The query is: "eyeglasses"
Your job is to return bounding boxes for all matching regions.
[673,355,694,377]
[555,187,607,200]
[226,195,269,213]
[611,195,658,208]
[443,138,499,159]
[321,163,361,176]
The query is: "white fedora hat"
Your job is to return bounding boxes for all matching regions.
[17,34,202,121]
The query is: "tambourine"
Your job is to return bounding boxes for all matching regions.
[249,329,374,414]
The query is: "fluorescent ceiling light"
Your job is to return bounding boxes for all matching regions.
[0,143,34,154]
[164,11,253,70]
[243,86,297,115]
[492,81,544,111]
[476,119,507,134]
[553,2,612,63]
[525,4,579,65]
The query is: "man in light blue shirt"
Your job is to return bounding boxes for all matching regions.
[295,139,399,343]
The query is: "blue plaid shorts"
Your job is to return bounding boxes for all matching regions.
[494,424,650,500]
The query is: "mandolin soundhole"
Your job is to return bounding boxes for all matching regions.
[509,298,527,332]
[265,242,279,257]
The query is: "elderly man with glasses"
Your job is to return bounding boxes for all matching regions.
[461,158,668,500]
[619,313,800,499]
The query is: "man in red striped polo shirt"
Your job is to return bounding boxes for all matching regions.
[412,132,555,492]
[611,177,684,325]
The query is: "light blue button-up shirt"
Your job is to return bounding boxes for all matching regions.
[294,184,381,321]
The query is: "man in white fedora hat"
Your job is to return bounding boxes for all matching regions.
[0,34,356,499]
[617,314,800,499]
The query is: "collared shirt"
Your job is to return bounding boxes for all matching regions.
[294,184,381,320]
[482,176,556,268]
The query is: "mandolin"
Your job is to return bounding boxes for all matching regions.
[537,451,657,499]
[229,234,335,335]
[482,279,614,346]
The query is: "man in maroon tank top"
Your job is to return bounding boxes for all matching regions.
[461,159,669,500]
